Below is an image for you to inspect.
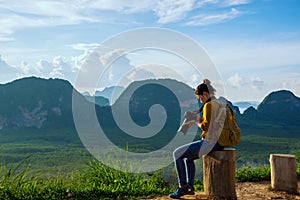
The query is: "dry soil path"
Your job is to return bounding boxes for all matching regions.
[145,181,300,200]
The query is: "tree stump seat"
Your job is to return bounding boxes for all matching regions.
[270,154,298,193]
[202,148,237,200]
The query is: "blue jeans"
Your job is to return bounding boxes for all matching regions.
[173,139,224,187]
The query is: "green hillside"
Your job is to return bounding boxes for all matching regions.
[0,77,299,172]
[0,77,75,129]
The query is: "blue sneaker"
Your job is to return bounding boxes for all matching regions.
[169,187,189,199]
[188,186,195,195]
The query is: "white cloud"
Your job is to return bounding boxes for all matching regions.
[250,77,265,90]
[125,68,156,83]
[153,0,248,24]
[69,43,101,71]
[0,0,250,40]
[281,75,300,97]
[227,73,266,89]
[17,56,78,83]
[75,46,135,91]
[0,54,19,83]
[0,1,102,41]
[20,61,31,75]
[195,0,248,7]
[0,1,95,23]
[100,48,126,66]
[86,0,154,13]
[0,29,14,42]
[70,43,100,51]
[186,8,241,26]
[223,0,249,6]
[102,52,134,86]
[19,61,41,76]
[227,73,243,88]
[154,0,196,24]
[191,74,201,83]
[195,0,218,7]
[225,73,270,101]
[0,0,153,40]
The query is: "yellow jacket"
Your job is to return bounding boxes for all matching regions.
[200,100,230,146]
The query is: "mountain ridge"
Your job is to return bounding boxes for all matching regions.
[0,77,299,131]
[241,89,300,127]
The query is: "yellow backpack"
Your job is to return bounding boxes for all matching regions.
[222,104,241,146]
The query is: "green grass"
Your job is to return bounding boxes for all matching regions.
[0,159,173,200]
[1,126,299,173]
[0,143,92,176]
[1,155,300,199]
[0,126,300,199]
[0,129,92,175]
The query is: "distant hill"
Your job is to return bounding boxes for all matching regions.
[83,95,109,106]
[233,101,259,113]
[95,86,125,105]
[219,96,241,115]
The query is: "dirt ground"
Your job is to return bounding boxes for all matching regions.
[149,181,300,200]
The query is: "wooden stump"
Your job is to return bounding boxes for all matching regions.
[270,154,297,193]
[203,148,237,200]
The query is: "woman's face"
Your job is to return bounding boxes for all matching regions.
[197,92,210,103]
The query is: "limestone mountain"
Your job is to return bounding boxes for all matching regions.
[257,90,300,125]
[0,77,77,129]
[241,90,300,127]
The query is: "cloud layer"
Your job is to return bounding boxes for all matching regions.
[186,8,241,26]
[0,0,248,41]
[0,54,18,83]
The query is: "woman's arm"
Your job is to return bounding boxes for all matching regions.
[200,103,212,131]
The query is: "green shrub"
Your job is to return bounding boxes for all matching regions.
[194,179,204,191]
[236,165,271,182]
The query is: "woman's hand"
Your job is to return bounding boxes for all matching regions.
[191,116,203,128]
[196,116,203,123]
[185,120,196,128]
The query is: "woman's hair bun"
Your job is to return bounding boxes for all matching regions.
[195,78,216,95]
[203,79,211,85]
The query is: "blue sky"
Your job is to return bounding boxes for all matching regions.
[0,0,299,102]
